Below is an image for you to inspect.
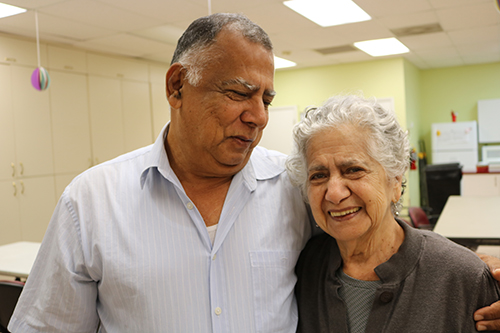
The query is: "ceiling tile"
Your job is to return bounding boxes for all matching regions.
[437,2,500,30]
[74,33,174,58]
[355,0,433,17]
[398,31,454,50]
[40,0,164,31]
[448,24,500,45]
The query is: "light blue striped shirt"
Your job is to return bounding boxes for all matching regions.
[9,125,312,333]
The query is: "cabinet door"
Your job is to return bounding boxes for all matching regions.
[0,64,16,181]
[461,174,500,196]
[50,71,92,173]
[11,66,54,177]
[88,76,125,164]
[47,46,87,73]
[0,180,22,245]
[18,177,57,242]
[0,35,46,67]
[122,80,153,152]
[151,82,170,138]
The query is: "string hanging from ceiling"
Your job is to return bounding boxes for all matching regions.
[31,10,50,91]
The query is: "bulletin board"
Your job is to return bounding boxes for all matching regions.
[478,98,500,143]
[259,105,298,155]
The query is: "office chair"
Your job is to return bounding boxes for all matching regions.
[424,163,462,225]
[0,280,24,333]
[408,206,433,230]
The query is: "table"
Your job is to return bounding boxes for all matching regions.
[433,195,500,249]
[0,241,41,279]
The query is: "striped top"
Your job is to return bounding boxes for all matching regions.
[9,124,312,333]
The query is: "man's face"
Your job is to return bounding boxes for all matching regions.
[171,29,275,178]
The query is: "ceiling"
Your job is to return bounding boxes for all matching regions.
[0,0,499,70]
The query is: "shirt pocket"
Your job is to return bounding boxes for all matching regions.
[250,250,301,333]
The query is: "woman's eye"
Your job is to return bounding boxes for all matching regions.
[346,167,363,173]
[309,173,326,181]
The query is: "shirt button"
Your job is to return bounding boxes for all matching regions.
[186,202,194,210]
[215,307,222,316]
[379,291,394,303]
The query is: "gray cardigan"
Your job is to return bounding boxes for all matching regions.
[295,220,500,333]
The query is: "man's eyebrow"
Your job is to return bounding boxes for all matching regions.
[222,78,276,97]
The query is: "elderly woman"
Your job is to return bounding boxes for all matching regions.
[286,94,500,332]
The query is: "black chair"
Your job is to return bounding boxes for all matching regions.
[424,163,462,225]
[0,281,24,333]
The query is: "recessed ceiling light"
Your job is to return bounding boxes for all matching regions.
[283,0,371,27]
[354,37,409,57]
[274,56,297,69]
[0,2,26,19]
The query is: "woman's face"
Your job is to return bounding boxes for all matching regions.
[306,124,402,243]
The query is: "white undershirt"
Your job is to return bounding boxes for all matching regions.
[207,224,218,245]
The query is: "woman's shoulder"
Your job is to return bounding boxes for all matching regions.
[418,229,489,275]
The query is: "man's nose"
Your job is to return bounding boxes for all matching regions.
[241,98,268,128]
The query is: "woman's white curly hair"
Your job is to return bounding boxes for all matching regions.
[285,94,410,216]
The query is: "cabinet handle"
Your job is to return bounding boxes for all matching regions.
[11,162,16,177]
[19,162,24,176]
[64,65,74,70]
[20,181,24,195]
[13,182,17,196]
[5,57,16,62]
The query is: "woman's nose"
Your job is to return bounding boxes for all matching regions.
[324,176,350,204]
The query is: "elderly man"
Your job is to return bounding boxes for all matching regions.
[8,12,500,333]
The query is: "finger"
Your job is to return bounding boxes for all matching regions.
[475,301,500,321]
[477,254,500,276]
[476,319,500,331]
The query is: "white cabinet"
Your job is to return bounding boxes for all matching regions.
[17,177,56,242]
[0,180,22,245]
[49,71,93,173]
[88,76,125,163]
[0,35,47,67]
[122,80,154,151]
[88,76,153,164]
[0,177,56,245]
[0,64,16,181]
[149,64,170,138]
[461,173,500,196]
[11,66,55,177]
[47,45,87,73]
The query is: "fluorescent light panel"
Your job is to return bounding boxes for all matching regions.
[274,56,296,69]
[283,0,371,27]
[354,37,409,57]
[0,2,26,19]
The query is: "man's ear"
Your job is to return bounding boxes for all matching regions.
[166,63,184,109]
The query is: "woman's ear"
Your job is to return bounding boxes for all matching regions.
[392,175,403,203]
[166,63,184,109]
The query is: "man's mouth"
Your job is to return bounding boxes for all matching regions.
[329,207,361,218]
[232,136,254,144]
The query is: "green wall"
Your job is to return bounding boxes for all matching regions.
[420,62,500,162]
[274,57,500,209]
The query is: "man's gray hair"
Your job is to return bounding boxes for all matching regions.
[170,13,273,86]
[285,94,410,215]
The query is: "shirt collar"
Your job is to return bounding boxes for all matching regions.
[140,124,286,191]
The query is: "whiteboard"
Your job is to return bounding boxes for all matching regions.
[259,105,298,155]
[478,99,500,143]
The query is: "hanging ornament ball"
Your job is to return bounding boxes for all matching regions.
[31,67,50,91]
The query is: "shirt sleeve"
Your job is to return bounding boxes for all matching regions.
[8,192,99,333]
